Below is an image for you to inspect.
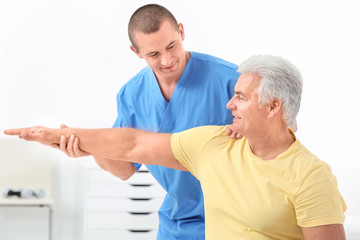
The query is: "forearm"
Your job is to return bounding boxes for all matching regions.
[93,155,137,180]
[60,128,140,162]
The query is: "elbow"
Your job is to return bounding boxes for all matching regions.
[113,167,136,181]
[93,156,108,171]
[117,174,132,181]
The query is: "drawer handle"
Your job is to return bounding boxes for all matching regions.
[127,229,151,233]
[129,212,152,215]
[129,197,152,201]
[130,184,152,187]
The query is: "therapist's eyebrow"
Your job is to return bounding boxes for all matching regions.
[167,41,176,48]
[146,41,176,57]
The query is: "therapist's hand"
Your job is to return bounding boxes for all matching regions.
[226,123,243,139]
[52,124,91,158]
[289,120,298,132]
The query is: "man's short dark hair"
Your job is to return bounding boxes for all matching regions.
[128,4,179,50]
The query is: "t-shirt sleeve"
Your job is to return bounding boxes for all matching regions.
[171,125,227,177]
[294,163,347,227]
[112,116,127,128]
[113,90,142,170]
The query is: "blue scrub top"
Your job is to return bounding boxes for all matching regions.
[113,52,240,239]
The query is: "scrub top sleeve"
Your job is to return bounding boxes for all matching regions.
[112,116,142,171]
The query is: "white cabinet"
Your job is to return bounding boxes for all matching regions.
[0,139,54,240]
[81,160,166,240]
[0,205,51,240]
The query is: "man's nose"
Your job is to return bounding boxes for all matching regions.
[226,97,234,110]
[161,53,171,66]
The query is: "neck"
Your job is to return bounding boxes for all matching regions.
[247,125,295,160]
[157,79,177,102]
[156,51,190,101]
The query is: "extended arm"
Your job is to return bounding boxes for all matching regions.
[301,224,345,240]
[57,126,137,180]
[4,126,186,171]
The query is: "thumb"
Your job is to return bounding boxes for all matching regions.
[60,124,69,129]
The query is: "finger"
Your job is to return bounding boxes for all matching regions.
[230,131,237,139]
[3,128,28,136]
[226,128,233,136]
[50,143,60,149]
[290,120,298,132]
[236,133,243,139]
[60,124,69,129]
[60,135,70,157]
[67,134,76,157]
[73,137,83,156]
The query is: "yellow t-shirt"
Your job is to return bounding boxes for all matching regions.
[171,125,346,240]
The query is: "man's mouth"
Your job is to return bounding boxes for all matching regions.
[164,63,176,70]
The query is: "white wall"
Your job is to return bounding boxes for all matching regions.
[0,0,359,239]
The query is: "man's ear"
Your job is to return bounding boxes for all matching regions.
[178,23,185,40]
[130,45,142,58]
[268,98,282,116]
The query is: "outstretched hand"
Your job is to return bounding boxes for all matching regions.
[4,126,61,148]
[52,124,91,158]
[226,123,243,139]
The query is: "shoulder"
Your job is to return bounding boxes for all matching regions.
[172,125,232,149]
[291,142,346,227]
[171,125,233,174]
[288,141,339,194]
[176,125,229,138]
[189,51,238,71]
[117,66,152,96]
[187,52,240,88]
[292,142,331,174]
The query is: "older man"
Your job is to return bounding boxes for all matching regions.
[5,55,346,240]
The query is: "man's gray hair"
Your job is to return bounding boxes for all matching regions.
[238,55,303,126]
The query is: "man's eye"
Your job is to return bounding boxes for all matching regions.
[168,45,174,49]
[237,95,245,100]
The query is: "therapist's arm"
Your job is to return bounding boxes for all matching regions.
[4,126,186,171]
[57,127,137,180]
[301,224,346,240]
[91,156,137,180]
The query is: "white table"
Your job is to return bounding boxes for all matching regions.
[0,198,54,240]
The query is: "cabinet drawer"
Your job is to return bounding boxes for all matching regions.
[86,212,158,229]
[86,229,157,240]
[87,183,165,198]
[87,197,163,212]
[88,170,157,184]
